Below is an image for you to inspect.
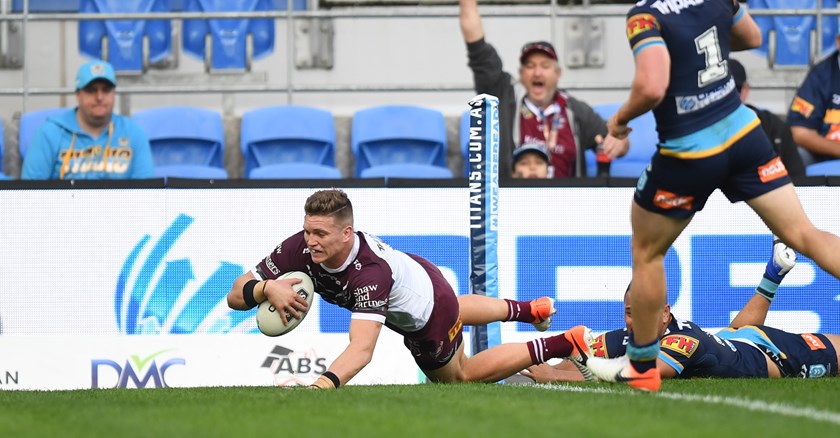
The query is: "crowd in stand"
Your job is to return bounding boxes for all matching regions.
[3,1,839,181]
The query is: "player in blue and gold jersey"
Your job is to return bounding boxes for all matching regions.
[599,0,840,391]
[522,240,840,383]
[787,35,840,163]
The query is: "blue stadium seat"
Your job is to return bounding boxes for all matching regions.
[182,0,275,71]
[171,0,307,12]
[590,103,658,178]
[78,0,173,73]
[351,105,451,178]
[19,107,66,159]
[170,0,309,11]
[155,164,228,179]
[12,0,80,12]
[271,0,307,10]
[240,105,337,179]
[131,106,225,169]
[249,163,342,179]
[805,159,840,176]
[748,0,838,67]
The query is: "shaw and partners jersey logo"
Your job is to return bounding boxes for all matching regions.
[115,213,254,335]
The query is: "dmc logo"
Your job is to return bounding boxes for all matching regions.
[115,213,251,335]
[261,346,327,386]
[91,350,186,388]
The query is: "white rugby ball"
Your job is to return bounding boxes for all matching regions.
[256,271,315,337]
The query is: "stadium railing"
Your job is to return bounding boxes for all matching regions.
[0,4,830,104]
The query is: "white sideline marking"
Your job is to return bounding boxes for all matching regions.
[536,383,840,426]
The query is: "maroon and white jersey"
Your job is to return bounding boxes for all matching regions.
[253,230,436,333]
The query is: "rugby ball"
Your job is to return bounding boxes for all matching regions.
[256,271,315,337]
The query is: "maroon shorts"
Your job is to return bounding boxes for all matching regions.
[397,255,464,371]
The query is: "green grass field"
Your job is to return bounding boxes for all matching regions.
[2,379,839,437]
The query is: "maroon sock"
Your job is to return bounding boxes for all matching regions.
[504,299,534,323]
[526,334,573,364]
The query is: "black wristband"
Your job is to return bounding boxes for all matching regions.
[242,279,260,309]
[322,371,340,388]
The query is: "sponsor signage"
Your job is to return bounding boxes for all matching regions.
[0,187,837,389]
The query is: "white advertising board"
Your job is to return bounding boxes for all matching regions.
[0,186,838,389]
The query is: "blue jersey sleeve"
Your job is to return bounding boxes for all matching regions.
[625,10,665,57]
[787,58,832,132]
[658,333,701,375]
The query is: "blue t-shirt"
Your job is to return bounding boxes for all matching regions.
[22,108,154,180]
[625,0,743,140]
[787,50,840,155]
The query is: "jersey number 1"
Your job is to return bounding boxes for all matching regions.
[695,27,727,87]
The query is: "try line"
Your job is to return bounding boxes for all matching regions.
[535,383,840,426]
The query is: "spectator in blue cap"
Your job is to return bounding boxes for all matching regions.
[512,144,550,178]
[22,60,154,180]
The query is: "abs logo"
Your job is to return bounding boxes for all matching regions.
[115,213,255,335]
[261,345,327,386]
[91,350,186,388]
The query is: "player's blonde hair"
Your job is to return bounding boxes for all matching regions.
[304,189,354,227]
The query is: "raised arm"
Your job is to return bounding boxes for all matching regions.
[459,0,484,43]
[729,239,797,328]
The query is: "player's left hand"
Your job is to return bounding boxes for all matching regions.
[522,361,592,383]
[520,363,561,383]
[309,372,339,389]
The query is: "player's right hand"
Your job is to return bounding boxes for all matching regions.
[264,277,308,324]
[772,238,797,276]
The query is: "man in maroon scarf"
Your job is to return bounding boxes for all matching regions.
[460,0,629,178]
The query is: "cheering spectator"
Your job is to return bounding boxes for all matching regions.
[459,0,628,178]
